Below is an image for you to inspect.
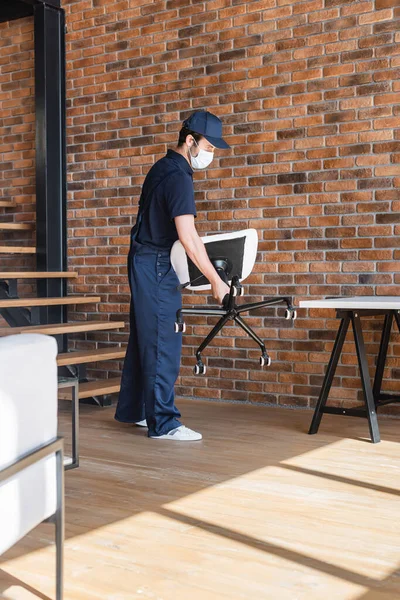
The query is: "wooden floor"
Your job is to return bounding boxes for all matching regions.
[1,400,400,600]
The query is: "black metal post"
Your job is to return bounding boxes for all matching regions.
[55,443,64,600]
[34,3,67,350]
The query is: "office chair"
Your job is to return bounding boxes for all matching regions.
[170,229,296,375]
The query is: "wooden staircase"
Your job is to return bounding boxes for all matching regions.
[0,201,124,406]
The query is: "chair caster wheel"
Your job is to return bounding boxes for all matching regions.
[194,363,206,375]
[285,309,296,320]
[174,322,186,333]
[260,355,271,367]
[239,286,244,297]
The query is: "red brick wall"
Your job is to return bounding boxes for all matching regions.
[0,16,36,319]
[3,0,400,410]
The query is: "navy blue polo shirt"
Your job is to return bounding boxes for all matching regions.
[135,149,197,250]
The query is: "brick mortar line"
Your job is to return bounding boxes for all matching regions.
[67,79,399,106]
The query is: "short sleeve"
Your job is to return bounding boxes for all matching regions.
[164,171,197,220]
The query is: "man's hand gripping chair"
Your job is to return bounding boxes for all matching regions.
[171,229,297,375]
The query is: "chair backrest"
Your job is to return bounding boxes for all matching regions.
[0,333,58,555]
[170,228,259,291]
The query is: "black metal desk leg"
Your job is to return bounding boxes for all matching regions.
[309,316,350,435]
[394,311,400,334]
[372,313,393,402]
[351,313,381,444]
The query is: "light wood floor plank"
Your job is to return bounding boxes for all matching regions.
[1,401,400,599]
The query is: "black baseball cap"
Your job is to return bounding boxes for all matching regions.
[182,110,230,149]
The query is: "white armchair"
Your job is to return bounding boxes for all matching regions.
[0,333,64,600]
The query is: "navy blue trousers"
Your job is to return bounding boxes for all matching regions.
[115,244,182,437]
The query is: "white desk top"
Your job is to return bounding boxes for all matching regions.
[299,296,400,310]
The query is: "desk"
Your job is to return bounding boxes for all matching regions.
[299,297,400,444]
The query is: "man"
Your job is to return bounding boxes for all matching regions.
[115,110,231,441]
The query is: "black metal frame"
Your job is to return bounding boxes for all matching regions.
[0,0,68,351]
[0,280,33,327]
[177,275,295,371]
[58,377,79,470]
[309,309,400,444]
[0,437,64,599]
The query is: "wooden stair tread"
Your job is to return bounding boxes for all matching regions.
[57,346,125,366]
[0,271,78,279]
[0,223,34,230]
[0,320,125,337]
[0,295,101,308]
[0,201,15,208]
[79,378,121,399]
[59,377,121,400]
[0,246,35,254]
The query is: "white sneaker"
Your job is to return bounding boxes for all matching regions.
[135,419,147,428]
[150,425,202,441]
